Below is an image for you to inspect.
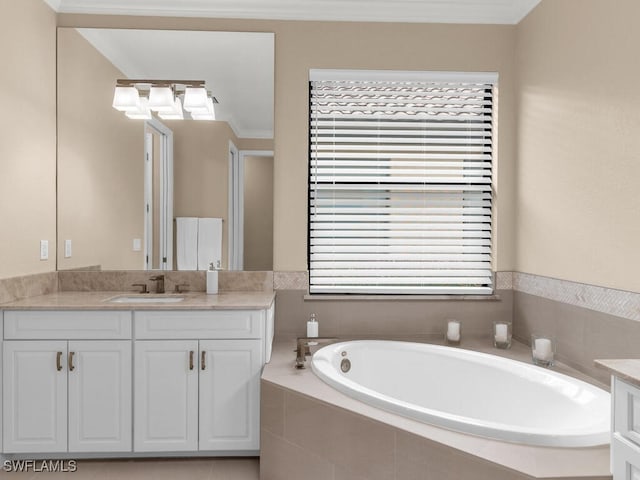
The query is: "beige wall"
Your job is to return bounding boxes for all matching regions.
[515,0,640,293]
[57,15,519,274]
[0,0,57,279]
[244,155,274,270]
[168,120,238,269]
[57,28,144,270]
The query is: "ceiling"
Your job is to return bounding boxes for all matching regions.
[77,29,274,138]
[46,0,541,25]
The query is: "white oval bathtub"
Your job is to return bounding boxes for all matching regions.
[311,340,610,447]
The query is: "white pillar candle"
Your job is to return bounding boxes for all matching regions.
[533,338,553,362]
[495,324,508,343]
[447,321,460,342]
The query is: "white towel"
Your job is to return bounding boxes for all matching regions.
[176,217,198,270]
[198,218,222,271]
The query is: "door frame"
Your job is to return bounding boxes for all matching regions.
[228,148,274,271]
[144,118,174,270]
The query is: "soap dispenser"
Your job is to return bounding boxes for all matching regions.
[307,313,319,338]
[206,262,219,295]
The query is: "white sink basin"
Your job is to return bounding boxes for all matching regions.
[109,295,185,304]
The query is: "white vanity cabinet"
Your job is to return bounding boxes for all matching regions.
[133,309,268,453]
[134,338,262,452]
[612,377,640,480]
[2,311,132,454]
[1,299,274,458]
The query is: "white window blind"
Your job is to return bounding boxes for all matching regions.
[308,70,496,295]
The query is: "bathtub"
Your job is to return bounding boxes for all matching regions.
[311,340,610,447]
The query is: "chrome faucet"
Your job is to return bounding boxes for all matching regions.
[295,337,338,369]
[149,275,165,294]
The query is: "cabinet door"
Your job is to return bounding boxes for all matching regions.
[134,340,198,452]
[3,341,68,453]
[68,341,132,452]
[199,339,262,451]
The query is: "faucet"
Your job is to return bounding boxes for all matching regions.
[149,274,165,294]
[295,337,338,369]
[131,283,148,294]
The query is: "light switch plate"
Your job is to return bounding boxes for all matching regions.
[133,238,142,251]
[65,239,72,258]
[40,240,48,260]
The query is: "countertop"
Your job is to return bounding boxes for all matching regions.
[595,358,640,388]
[0,291,275,311]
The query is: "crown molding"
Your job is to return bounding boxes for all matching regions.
[47,0,541,25]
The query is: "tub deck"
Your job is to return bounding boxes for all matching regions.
[260,337,611,480]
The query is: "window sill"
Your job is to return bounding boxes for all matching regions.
[303,294,502,301]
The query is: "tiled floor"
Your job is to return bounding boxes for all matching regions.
[0,458,260,479]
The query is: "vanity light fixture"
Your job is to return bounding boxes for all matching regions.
[113,79,218,120]
[148,86,176,112]
[125,97,152,120]
[158,97,185,120]
[112,86,141,112]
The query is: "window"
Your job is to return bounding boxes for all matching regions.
[308,70,496,295]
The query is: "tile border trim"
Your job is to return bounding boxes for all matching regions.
[513,272,640,322]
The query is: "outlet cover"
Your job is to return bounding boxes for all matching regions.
[65,239,72,258]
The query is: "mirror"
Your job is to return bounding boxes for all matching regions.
[56,28,274,272]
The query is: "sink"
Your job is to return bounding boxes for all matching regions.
[108,295,185,304]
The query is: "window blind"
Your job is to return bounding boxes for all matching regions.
[308,70,496,295]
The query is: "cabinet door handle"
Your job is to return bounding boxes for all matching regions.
[56,351,63,371]
[201,351,206,370]
[68,351,75,372]
[189,350,194,371]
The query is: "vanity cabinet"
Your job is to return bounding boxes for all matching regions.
[2,311,132,454]
[134,309,267,453]
[612,377,640,479]
[1,301,273,457]
[134,338,261,452]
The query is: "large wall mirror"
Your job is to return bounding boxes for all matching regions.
[56,28,274,272]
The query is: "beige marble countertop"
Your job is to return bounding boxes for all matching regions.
[263,337,611,479]
[0,291,275,310]
[595,359,640,388]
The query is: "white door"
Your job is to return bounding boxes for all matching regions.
[199,339,262,451]
[68,341,132,452]
[134,340,198,452]
[3,341,68,453]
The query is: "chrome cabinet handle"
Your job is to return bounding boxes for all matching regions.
[201,351,206,370]
[56,351,63,371]
[68,351,75,372]
[189,351,194,371]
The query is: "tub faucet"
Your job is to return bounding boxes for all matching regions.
[295,337,338,369]
[149,274,165,294]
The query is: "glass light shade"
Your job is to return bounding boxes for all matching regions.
[183,87,209,112]
[112,86,140,112]
[158,97,184,120]
[148,86,175,112]
[191,99,216,121]
[125,98,152,120]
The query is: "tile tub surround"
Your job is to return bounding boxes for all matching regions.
[57,270,273,293]
[274,289,513,340]
[0,271,58,304]
[260,340,611,480]
[513,291,640,385]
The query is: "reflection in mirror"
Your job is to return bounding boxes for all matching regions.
[56,28,274,272]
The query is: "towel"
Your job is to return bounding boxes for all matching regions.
[198,217,223,271]
[176,217,198,270]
